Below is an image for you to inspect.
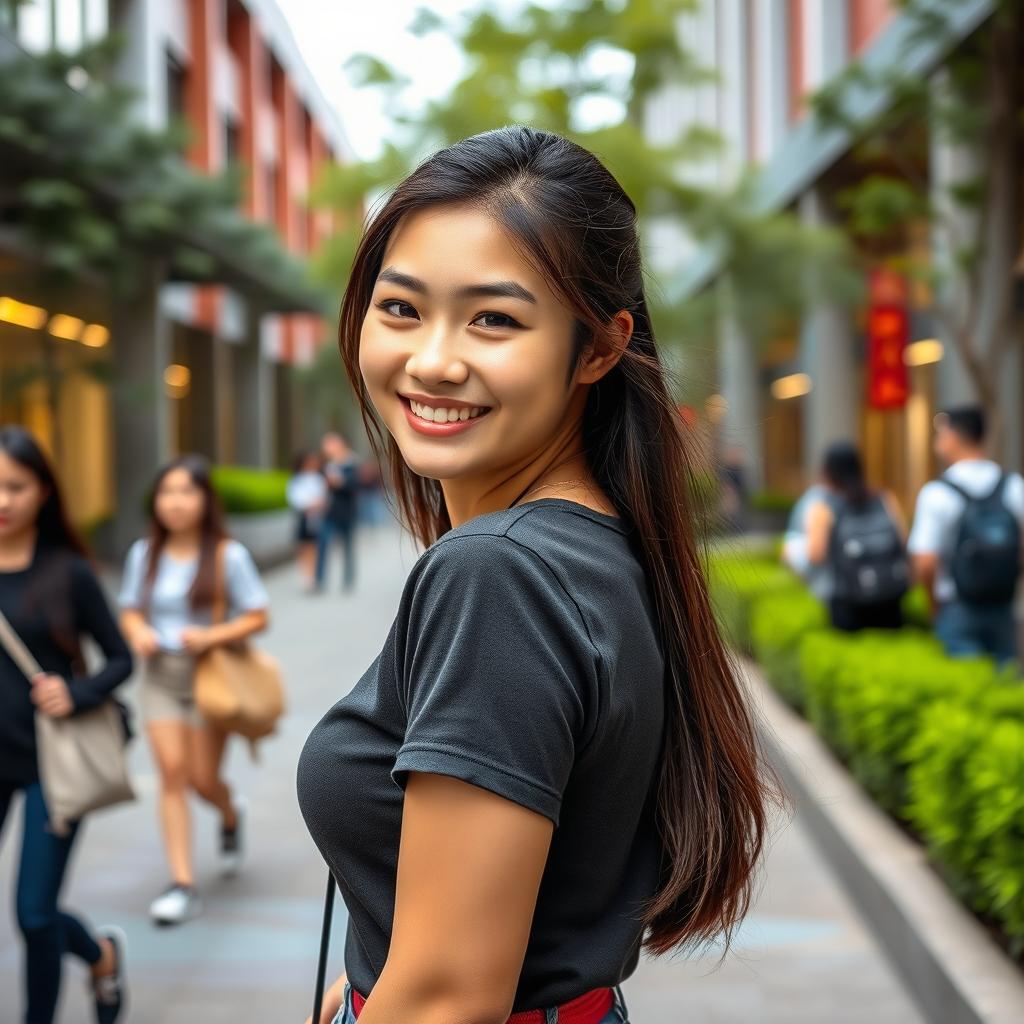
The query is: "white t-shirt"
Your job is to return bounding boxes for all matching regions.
[907,460,1024,603]
[287,471,328,513]
[118,539,269,652]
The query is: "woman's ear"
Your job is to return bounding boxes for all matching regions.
[577,310,633,385]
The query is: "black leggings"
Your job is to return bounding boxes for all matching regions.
[0,779,102,1024]
[829,597,904,633]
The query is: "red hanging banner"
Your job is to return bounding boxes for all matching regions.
[866,268,910,410]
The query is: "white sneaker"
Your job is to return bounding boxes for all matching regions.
[149,884,202,926]
[219,796,246,877]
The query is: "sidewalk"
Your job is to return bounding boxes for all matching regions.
[0,523,921,1022]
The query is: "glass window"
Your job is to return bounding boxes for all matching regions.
[166,50,187,126]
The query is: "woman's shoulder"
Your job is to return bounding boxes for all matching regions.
[222,538,256,564]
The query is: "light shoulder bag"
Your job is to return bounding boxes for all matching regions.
[0,608,134,837]
[194,541,285,755]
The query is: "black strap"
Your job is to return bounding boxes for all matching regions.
[941,472,1007,504]
[313,870,336,1024]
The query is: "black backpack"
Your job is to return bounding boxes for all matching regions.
[943,474,1021,605]
[828,494,910,605]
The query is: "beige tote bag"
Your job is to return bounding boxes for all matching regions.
[194,542,285,755]
[0,609,134,836]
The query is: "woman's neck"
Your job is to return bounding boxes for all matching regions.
[163,528,202,557]
[440,395,614,527]
[0,526,38,572]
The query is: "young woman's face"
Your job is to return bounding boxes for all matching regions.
[154,467,206,534]
[0,452,49,539]
[359,206,580,484]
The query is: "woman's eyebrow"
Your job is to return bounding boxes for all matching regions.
[376,266,537,305]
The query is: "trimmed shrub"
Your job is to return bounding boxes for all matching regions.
[708,554,797,654]
[749,588,826,709]
[211,466,290,514]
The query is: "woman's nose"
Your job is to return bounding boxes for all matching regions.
[405,326,468,385]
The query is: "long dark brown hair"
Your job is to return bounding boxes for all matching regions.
[0,425,90,666]
[143,454,227,611]
[338,126,779,955]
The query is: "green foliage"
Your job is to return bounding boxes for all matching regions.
[0,38,321,307]
[710,547,1024,948]
[211,466,290,515]
[749,491,797,515]
[906,703,1024,952]
[750,588,826,709]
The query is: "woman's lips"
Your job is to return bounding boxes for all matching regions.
[399,395,491,437]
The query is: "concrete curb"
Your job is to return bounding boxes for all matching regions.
[743,659,1024,1024]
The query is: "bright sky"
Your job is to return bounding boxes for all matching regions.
[278,1,476,160]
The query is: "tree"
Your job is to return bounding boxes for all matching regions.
[810,0,1022,454]
[311,0,857,392]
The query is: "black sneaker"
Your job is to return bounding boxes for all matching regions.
[220,796,246,877]
[91,925,127,1023]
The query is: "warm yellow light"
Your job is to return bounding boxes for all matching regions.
[164,364,191,398]
[904,338,943,367]
[770,373,812,400]
[80,323,110,348]
[704,393,729,423]
[48,314,85,341]
[0,296,48,330]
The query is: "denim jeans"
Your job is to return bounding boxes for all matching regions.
[935,600,1018,667]
[333,981,630,1023]
[315,519,356,590]
[0,780,103,1024]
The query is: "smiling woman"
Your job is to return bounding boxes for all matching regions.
[297,126,779,1024]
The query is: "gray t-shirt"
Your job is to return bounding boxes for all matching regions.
[118,538,269,651]
[297,499,666,1012]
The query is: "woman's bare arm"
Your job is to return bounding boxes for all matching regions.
[357,773,554,1024]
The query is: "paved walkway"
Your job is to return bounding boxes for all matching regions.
[0,524,922,1023]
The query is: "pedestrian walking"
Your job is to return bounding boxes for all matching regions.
[803,442,909,632]
[0,425,132,1024]
[118,455,270,926]
[297,127,777,1024]
[288,449,329,592]
[908,405,1024,664]
[314,433,360,592]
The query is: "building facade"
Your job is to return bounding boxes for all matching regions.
[647,0,1022,514]
[0,0,348,552]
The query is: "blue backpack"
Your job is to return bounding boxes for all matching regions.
[943,474,1021,605]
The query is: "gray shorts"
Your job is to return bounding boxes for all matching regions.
[142,652,202,727]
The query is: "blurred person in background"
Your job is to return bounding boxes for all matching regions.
[803,442,909,632]
[297,127,776,1024]
[717,445,749,535]
[315,432,361,593]
[908,406,1024,665]
[0,426,132,1024]
[118,456,269,926]
[288,449,329,593]
[781,482,829,597]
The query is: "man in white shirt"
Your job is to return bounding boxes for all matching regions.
[907,406,1024,665]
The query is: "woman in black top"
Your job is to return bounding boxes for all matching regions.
[0,426,133,1024]
[298,128,777,1024]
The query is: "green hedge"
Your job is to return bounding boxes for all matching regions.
[711,547,1024,953]
[211,466,290,515]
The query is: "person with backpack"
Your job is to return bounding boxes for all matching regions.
[0,426,132,1023]
[315,433,361,593]
[804,442,909,632]
[119,455,270,926]
[908,405,1024,665]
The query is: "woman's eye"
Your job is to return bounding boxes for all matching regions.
[471,312,522,330]
[377,300,419,320]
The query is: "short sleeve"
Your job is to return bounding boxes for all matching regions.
[224,541,269,612]
[907,482,948,555]
[392,534,599,826]
[118,539,149,609]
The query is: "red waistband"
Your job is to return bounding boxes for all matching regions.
[351,986,613,1023]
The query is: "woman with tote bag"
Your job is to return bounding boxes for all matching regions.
[118,455,270,927]
[0,426,132,1024]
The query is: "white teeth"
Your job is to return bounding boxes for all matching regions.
[407,399,487,424]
